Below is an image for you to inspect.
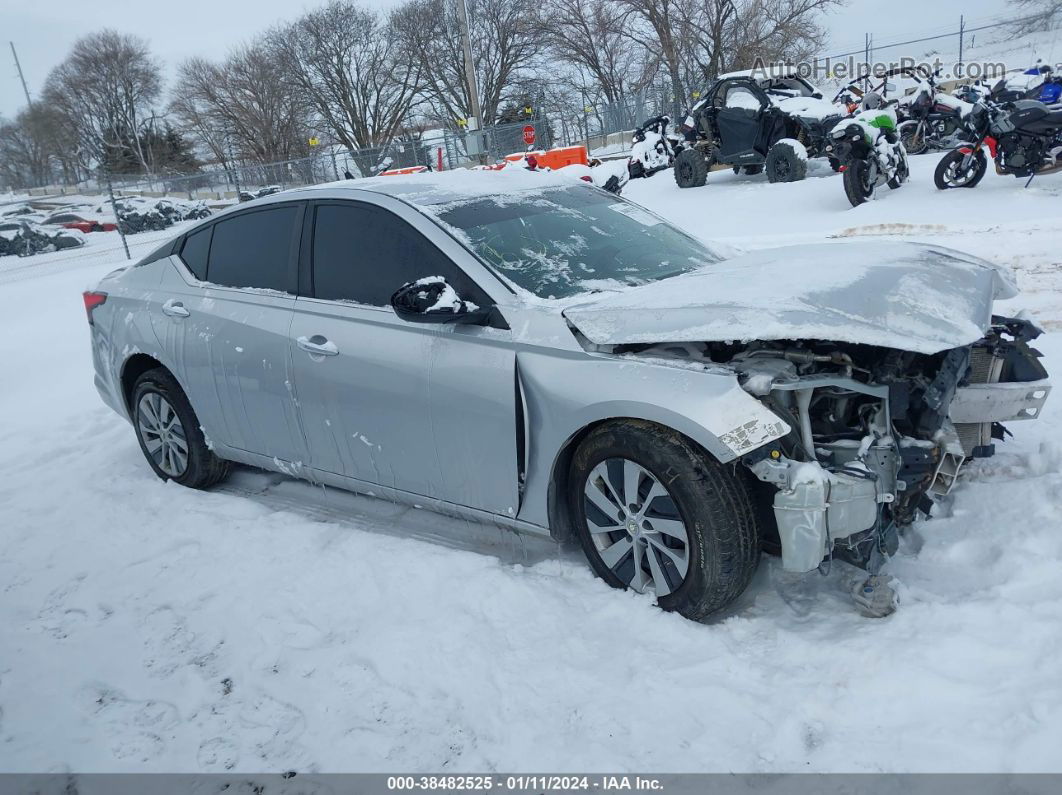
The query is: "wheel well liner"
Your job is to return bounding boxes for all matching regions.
[120,353,166,415]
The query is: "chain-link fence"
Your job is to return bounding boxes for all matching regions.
[99,138,442,200]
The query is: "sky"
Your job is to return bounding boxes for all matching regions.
[0,0,1008,122]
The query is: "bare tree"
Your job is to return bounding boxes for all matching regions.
[682,0,841,83]
[613,0,691,115]
[393,0,543,126]
[170,37,312,167]
[42,30,162,173]
[270,1,420,151]
[1009,0,1062,34]
[0,110,51,188]
[539,0,654,103]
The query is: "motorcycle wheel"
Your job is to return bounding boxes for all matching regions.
[898,121,929,155]
[628,160,645,179]
[843,159,874,207]
[934,149,988,190]
[887,150,910,189]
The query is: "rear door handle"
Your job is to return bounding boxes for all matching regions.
[162,299,190,318]
[297,334,339,357]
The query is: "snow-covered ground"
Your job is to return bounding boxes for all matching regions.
[1,153,1061,773]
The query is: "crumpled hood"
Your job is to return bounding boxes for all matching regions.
[563,241,1018,355]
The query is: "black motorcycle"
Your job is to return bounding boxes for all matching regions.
[897,88,969,155]
[935,99,1062,189]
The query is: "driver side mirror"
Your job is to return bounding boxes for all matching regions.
[390,277,493,325]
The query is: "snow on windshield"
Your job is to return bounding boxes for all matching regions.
[423,186,722,300]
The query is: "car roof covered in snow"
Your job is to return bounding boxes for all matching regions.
[278,167,590,207]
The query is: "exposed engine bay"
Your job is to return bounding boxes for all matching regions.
[614,316,1051,577]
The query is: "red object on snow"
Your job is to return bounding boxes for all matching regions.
[522,125,536,145]
[380,165,430,176]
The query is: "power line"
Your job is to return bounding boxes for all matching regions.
[824,11,1053,61]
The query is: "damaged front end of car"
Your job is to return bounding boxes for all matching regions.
[597,314,1049,601]
[725,316,1048,578]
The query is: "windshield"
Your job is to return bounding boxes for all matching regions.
[428,186,721,299]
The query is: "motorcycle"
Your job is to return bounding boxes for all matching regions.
[627,115,684,180]
[826,98,910,207]
[896,82,973,155]
[988,64,1062,105]
[934,98,1062,190]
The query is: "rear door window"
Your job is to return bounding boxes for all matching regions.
[206,205,300,292]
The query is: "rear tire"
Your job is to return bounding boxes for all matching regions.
[765,140,808,183]
[843,159,874,206]
[673,148,709,188]
[569,420,762,621]
[934,148,988,189]
[887,150,909,189]
[132,368,230,489]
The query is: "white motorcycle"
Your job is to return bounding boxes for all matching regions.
[826,96,910,207]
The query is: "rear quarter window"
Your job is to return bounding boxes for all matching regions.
[179,227,211,279]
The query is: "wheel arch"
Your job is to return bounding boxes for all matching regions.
[119,353,170,416]
[545,415,726,544]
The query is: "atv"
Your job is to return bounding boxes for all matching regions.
[673,69,844,188]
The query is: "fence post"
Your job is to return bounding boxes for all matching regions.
[103,167,131,261]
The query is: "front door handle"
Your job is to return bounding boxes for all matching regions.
[297,334,339,357]
[162,299,190,318]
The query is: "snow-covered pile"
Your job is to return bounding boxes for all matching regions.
[0,218,86,257]
[112,196,212,235]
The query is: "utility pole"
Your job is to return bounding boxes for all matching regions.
[10,42,32,107]
[958,15,965,73]
[456,0,486,162]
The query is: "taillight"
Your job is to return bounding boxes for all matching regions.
[83,291,107,325]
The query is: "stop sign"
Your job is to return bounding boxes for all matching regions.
[522,125,536,145]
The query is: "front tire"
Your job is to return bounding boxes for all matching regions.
[765,139,808,183]
[132,368,230,489]
[934,148,988,189]
[673,148,709,188]
[843,158,874,206]
[569,420,762,621]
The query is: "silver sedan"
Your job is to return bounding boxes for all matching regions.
[84,169,1049,620]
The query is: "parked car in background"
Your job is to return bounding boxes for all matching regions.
[42,211,117,234]
[84,170,1049,621]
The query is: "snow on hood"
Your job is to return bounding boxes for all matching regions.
[563,241,1018,355]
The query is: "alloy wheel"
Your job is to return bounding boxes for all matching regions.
[137,391,189,477]
[583,458,690,597]
[943,157,979,187]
